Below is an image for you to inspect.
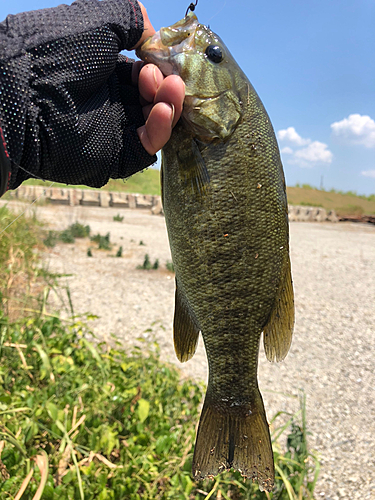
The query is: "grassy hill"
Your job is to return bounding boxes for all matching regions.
[23,167,161,196]
[22,173,375,216]
[287,185,375,216]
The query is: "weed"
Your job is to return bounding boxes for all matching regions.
[137,253,151,270]
[91,233,111,251]
[139,240,145,246]
[0,312,320,499]
[59,229,75,244]
[69,222,90,238]
[87,248,93,257]
[43,230,58,248]
[137,254,160,270]
[166,261,175,273]
[0,206,47,318]
[116,246,123,258]
[113,214,124,222]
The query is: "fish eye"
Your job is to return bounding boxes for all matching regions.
[205,45,223,63]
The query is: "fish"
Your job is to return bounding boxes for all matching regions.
[136,12,294,492]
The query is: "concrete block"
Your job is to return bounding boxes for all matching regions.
[99,191,111,208]
[327,210,339,222]
[68,189,82,206]
[151,196,163,215]
[315,208,328,222]
[111,192,129,208]
[81,190,100,206]
[288,205,298,222]
[33,186,46,199]
[135,194,153,209]
[50,188,69,205]
[127,194,136,209]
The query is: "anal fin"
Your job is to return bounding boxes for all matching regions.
[173,280,200,362]
[263,259,295,362]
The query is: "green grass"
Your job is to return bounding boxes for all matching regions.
[0,312,319,500]
[287,186,375,216]
[0,208,320,499]
[22,168,161,196]
[43,223,91,248]
[90,232,111,251]
[0,206,46,319]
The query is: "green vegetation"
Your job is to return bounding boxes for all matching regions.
[69,222,91,239]
[0,312,319,499]
[116,246,123,258]
[90,232,111,251]
[0,206,45,319]
[43,223,91,248]
[23,167,161,196]
[113,214,124,222]
[287,185,375,216]
[137,254,161,271]
[166,261,175,273]
[0,207,320,498]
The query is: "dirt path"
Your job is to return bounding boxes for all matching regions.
[2,200,375,500]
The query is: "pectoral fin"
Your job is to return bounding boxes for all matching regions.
[263,259,294,362]
[173,280,200,362]
[177,139,210,199]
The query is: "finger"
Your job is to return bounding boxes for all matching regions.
[142,103,153,121]
[153,75,185,127]
[138,64,164,103]
[137,102,174,155]
[131,60,144,86]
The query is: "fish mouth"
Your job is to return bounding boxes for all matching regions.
[136,12,199,78]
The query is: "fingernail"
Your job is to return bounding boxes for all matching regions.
[153,66,159,88]
[170,103,175,126]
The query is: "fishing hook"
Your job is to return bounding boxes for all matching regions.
[185,0,198,17]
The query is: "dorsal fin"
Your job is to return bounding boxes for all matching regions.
[173,280,200,362]
[263,259,294,362]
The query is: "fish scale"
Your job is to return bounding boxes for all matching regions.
[137,12,294,492]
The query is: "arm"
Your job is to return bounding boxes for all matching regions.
[0,0,183,196]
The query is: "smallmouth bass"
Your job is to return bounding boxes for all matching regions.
[137,13,294,492]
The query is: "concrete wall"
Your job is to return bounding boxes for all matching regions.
[6,186,338,221]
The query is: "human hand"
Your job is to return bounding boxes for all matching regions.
[0,0,186,194]
[132,3,185,155]
[134,62,185,155]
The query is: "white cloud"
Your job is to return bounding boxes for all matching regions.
[277,127,311,146]
[278,126,333,168]
[331,114,375,148]
[361,170,375,178]
[294,141,333,164]
[281,146,293,155]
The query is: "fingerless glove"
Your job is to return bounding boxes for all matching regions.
[0,0,156,196]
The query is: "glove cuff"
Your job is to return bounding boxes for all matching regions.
[0,125,11,196]
[115,125,157,180]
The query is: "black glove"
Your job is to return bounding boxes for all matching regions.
[0,0,157,196]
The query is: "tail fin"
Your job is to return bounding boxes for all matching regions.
[192,390,274,492]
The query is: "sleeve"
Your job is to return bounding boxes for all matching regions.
[0,0,156,196]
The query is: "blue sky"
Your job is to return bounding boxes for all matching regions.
[1,0,374,195]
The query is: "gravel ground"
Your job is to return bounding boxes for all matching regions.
[2,201,375,500]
